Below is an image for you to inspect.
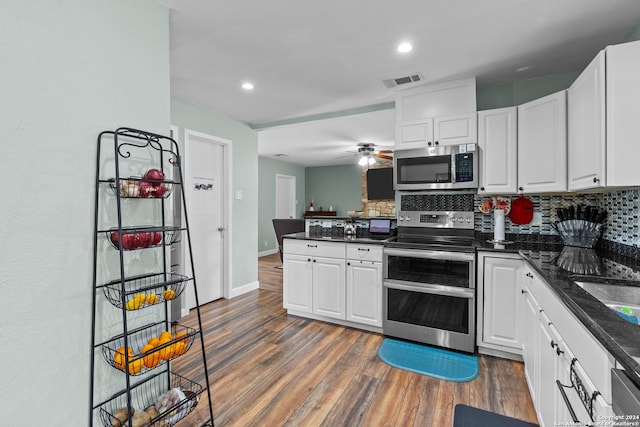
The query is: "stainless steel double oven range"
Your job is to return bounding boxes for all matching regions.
[383,210,476,353]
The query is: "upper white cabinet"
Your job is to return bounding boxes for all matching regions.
[478,107,518,194]
[395,78,477,149]
[568,51,606,191]
[517,91,567,193]
[569,40,640,190]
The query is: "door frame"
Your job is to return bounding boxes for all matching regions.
[275,173,296,218]
[184,128,233,307]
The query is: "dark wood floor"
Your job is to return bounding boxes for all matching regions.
[172,253,538,426]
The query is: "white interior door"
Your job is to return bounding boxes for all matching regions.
[276,174,296,218]
[184,130,228,309]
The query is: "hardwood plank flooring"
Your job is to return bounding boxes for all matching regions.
[171,254,537,426]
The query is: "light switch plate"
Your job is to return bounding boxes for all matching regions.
[235,190,243,200]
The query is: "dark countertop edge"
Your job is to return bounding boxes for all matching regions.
[304,216,396,220]
[282,232,392,244]
[519,250,640,389]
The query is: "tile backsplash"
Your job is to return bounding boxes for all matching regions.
[401,189,640,249]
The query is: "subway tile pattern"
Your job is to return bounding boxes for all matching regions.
[601,189,640,247]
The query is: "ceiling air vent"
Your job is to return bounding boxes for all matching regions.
[383,72,424,89]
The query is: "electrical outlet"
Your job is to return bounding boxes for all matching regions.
[531,211,543,226]
[264,240,268,247]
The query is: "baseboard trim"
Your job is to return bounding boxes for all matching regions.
[259,248,279,257]
[228,280,259,298]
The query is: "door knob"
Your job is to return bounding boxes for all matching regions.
[217,226,225,232]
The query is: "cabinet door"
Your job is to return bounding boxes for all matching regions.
[522,278,540,405]
[517,91,567,193]
[396,119,433,150]
[537,311,561,427]
[481,256,523,350]
[283,254,313,313]
[478,107,518,194]
[433,112,477,146]
[606,40,640,187]
[346,261,382,327]
[313,256,346,320]
[568,51,606,191]
[396,77,476,121]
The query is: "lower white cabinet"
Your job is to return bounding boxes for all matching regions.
[312,256,346,320]
[521,264,614,426]
[346,260,382,327]
[477,252,523,355]
[283,239,383,330]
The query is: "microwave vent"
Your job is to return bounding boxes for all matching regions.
[383,72,424,89]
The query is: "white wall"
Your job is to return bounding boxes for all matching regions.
[0,1,169,424]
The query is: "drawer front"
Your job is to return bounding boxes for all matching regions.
[284,239,346,258]
[346,244,383,262]
[284,239,316,256]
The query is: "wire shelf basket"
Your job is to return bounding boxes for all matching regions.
[101,322,197,375]
[99,371,202,427]
[106,226,182,251]
[108,177,175,199]
[102,272,189,310]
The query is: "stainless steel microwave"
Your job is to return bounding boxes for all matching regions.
[394,144,478,190]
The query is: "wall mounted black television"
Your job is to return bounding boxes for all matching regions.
[366,167,394,200]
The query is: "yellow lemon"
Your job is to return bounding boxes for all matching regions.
[146,293,158,305]
[163,289,175,300]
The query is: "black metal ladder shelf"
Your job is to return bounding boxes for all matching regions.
[89,127,214,427]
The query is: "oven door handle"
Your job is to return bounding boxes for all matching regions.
[383,248,475,262]
[384,280,475,299]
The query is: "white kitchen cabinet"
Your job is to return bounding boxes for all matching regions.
[477,252,523,355]
[522,270,540,405]
[313,256,347,320]
[283,253,313,313]
[346,243,383,327]
[283,239,346,319]
[568,51,606,191]
[517,91,567,193]
[395,78,476,149]
[537,310,563,427]
[478,107,518,194]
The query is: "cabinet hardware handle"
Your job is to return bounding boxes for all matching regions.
[313,259,316,262]
[526,272,533,278]
[307,244,317,248]
[593,177,600,183]
[519,186,524,191]
[434,141,439,145]
[521,289,527,294]
[358,248,370,252]
[556,347,564,356]
[427,141,432,146]
[539,308,544,313]
[347,262,350,266]
[550,340,557,348]
[480,187,485,191]
[307,258,311,262]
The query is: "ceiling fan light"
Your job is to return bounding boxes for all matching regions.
[358,156,368,166]
[368,157,375,165]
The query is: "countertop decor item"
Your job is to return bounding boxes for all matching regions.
[509,196,534,225]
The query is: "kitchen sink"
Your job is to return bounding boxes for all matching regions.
[574,281,640,325]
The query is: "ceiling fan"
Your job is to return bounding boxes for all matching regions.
[356,143,393,166]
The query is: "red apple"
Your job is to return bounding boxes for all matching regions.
[121,233,138,250]
[138,232,153,248]
[138,181,155,197]
[152,231,163,245]
[143,168,165,181]
[110,232,120,248]
[154,183,168,198]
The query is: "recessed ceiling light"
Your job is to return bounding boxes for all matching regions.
[516,66,532,72]
[241,82,254,90]
[397,42,413,53]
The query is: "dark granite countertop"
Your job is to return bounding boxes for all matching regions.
[518,246,640,390]
[282,231,392,244]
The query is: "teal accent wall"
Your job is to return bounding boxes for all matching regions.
[1,1,169,424]
[258,157,306,253]
[477,71,580,110]
[625,22,640,41]
[306,165,363,216]
[171,97,259,291]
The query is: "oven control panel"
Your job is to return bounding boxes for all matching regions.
[397,210,474,229]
